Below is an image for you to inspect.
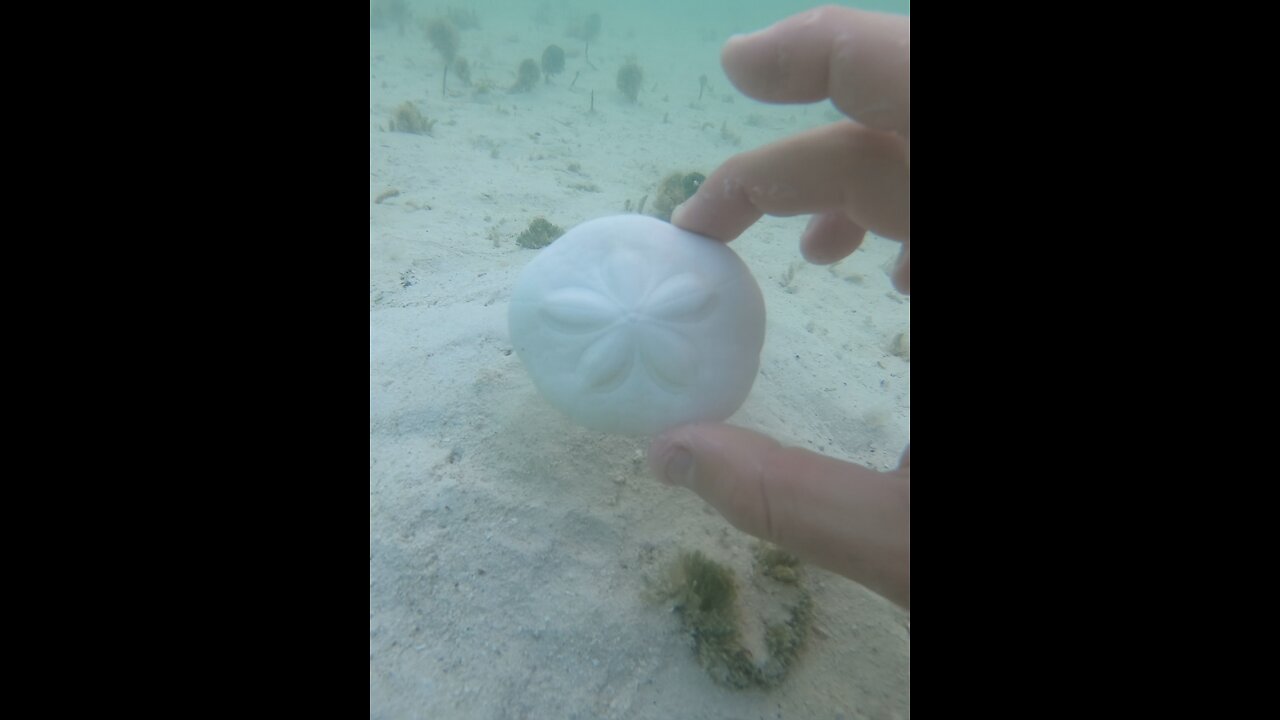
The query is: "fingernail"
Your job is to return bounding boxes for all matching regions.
[663,446,695,487]
[728,23,772,44]
[670,201,689,226]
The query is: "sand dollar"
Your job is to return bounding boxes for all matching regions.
[509,215,766,435]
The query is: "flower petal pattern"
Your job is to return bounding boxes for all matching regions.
[537,261,713,394]
[637,323,697,392]
[643,272,716,322]
[602,248,650,308]
[579,328,635,392]
[540,287,617,334]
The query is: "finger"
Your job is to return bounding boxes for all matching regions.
[649,422,910,608]
[892,241,910,294]
[722,5,910,140]
[800,211,866,265]
[672,122,909,243]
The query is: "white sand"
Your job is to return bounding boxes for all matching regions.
[370,3,910,718]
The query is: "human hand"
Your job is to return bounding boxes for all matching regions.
[650,6,911,609]
[650,425,909,609]
[673,4,909,293]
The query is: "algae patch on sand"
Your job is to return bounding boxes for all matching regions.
[651,546,814,690]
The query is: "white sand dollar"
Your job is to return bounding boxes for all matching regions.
[509,215,766,435]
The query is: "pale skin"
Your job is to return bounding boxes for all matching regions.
[647,6,911,610]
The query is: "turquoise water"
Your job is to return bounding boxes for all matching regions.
[373,1,909,37]
[371,3,910,718]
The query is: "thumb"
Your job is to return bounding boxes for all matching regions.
[649,422,910,609]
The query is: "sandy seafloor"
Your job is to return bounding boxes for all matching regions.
[370,2,910,718]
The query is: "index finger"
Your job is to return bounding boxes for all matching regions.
[671,121,909,243]
[723,5,910,140]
